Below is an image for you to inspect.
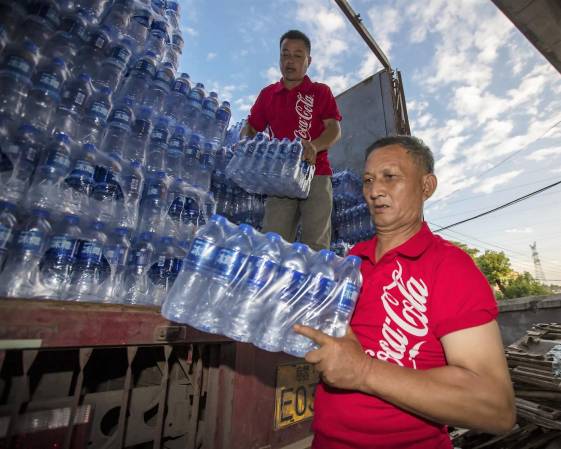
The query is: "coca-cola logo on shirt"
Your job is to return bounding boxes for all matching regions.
[294,92,314,140]
[364,261,429,369]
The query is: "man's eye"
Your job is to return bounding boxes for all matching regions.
[363,178,373,184]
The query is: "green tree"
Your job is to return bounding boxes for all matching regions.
[450,241,480,260]
[475,250,512,297]
[502,272,552,299]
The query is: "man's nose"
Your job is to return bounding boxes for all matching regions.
[364,180,385,199]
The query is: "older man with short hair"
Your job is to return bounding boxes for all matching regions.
[296,135,515,449]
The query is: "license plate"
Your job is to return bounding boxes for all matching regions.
[274,362,319,430]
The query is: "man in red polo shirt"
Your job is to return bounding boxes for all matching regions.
[295,136,515,448]
[241,29,342,250]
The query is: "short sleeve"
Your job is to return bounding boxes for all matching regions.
[247,89,268,132]
[319,85,342,122]
[431,248,498,339]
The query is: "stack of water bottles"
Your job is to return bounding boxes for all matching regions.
[162,214,363,357]
[331,170,375,244]
[0,0,238,306]
[225,132,315,199]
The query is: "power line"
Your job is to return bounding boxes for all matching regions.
[432,179,561,232]
[430,116,561,206]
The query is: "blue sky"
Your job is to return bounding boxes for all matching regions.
[176,0,561,284]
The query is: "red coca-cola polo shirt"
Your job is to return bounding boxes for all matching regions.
[312,222,498,449]
[247,75,342,176]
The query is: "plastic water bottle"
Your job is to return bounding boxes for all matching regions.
[26,132,72,213]
[63,143,98,216]
[283,250,338,356]
[192,223,253,334]
[195,142,215,191]
[0,208,53,298]
[78,85,113,146]
[269,137,290,185]
[183,82,205,132]
[197,91,219,139]
[16,1,61,50]
[246,137,269,191]
[100,97,134,159]
[316,256,362,337]
[0,200,18,271]
[144,20,168,62]
[126,7,152,56]
[93,41,131,93]
[138,170,168,235]
[253,139,277,189]
[183,133,202,184]
[101,0,134,40]
[165,176,186,234]
[164,73,191,126]
[223,231,282,342]
[72,25,112,79]
[148,235,184,306]
[164,0,181,30]
[100,226,130,303]
[124,105,152,164]
[52,73,93,140]
[120,231,155,305]
[91,152,123,224]
[42,12,88,70]
[143,66,173,116]
[117,160,144,230]
[0,123,42,205]
[162,32,183,71]
[117,53,156,104]
[21,57,67,133]
[180,188,202,239]
[146,116,169,173]
[161,214,228,323]
[36,214,82,300]
[0,40,39,123]
[255,242,310,352]
[211,101,231,146]
[68,220,109,301]
[166,125,187,178]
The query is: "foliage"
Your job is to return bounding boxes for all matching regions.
[451,242,553,300]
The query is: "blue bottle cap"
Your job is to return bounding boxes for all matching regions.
[239,223,253,233]
[92,221,106,230]
[265,232,281,242]
[63,214,80,224]
[54,131,70,144]
[114,226,129,235]
[78,72,92,82]
[346,255,362,266]
[32,208,50,218]
[52,57,66,68]
[83,142,97,153]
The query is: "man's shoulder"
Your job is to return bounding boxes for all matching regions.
[307,79,334,95]
[425,234,482,273]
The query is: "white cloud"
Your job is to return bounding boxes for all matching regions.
[526,147,561,161]
[262,65,281,84]
[234,95,256,114]
[206,52,217,61]
[323,74,354,95]
[473,170,522,194]
[506,227,534,234]
[182,26,198,37]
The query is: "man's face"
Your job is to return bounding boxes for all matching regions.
[279,38,311,82]
[362,145,435,233]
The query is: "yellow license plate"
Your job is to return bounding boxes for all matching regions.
[274,362,319,430]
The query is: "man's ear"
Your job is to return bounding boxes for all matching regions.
[308,55,312,66]
[422,174,437,200]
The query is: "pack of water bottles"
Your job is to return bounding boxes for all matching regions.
[331,170,376,244]
[162,214,363,357]
[0,0,241,306]
[225,133,315,199]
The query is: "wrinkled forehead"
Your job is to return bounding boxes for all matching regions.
[280,38,309,53]
[364,145,416,171]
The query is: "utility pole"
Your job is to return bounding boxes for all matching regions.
[530,242,546,283]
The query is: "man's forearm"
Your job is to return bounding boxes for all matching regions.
[359,359,514,433]
[311,120,341,152]
[240,121,257,139]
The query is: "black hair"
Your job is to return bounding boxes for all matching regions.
[365,135,435,174]
[280,30,311,54]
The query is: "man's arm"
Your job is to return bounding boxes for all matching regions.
[240,121,257,139]
[295,320,516,434]
[302,118,341,164]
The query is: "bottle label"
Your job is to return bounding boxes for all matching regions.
[278,266,307,298]
[184,237,218,272]
[111,109,132,124]
[70,160,96,178]
[215,109,230,122]
[148,256,175,285]
[45,150,71,173]
[76,241,104,264]
[132,13,150,28]
[314,277,337,302]
[94,34,108,49]
[6,56,32,76]
[111,46,131,64]
[167,196,184,221]
[337,282,360,313]
[123,173,142,197]
[0,223,13,249]
[90,101,110,120]
[156,70,173,85]
[185,146,199,159]
[63,89,86,107]
[16,230,45,254]
[166,145,183,157]
[38,72,61,92]
[172,80,188,95]
[105,244,128,266]
[128,247,151,267]
[244,255,276,289]
[146,182,164,198]
[22,144,40,165]
[152,129,166,141]
[212,247,246,281]
[44,235,79,260]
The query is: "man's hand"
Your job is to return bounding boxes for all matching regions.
[301,140,318,165]
[294,324,372,391]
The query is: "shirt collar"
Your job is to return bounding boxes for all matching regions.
[272,75,313,94]
[352,222,434,264]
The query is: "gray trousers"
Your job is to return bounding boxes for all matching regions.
[262,175,332,251]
